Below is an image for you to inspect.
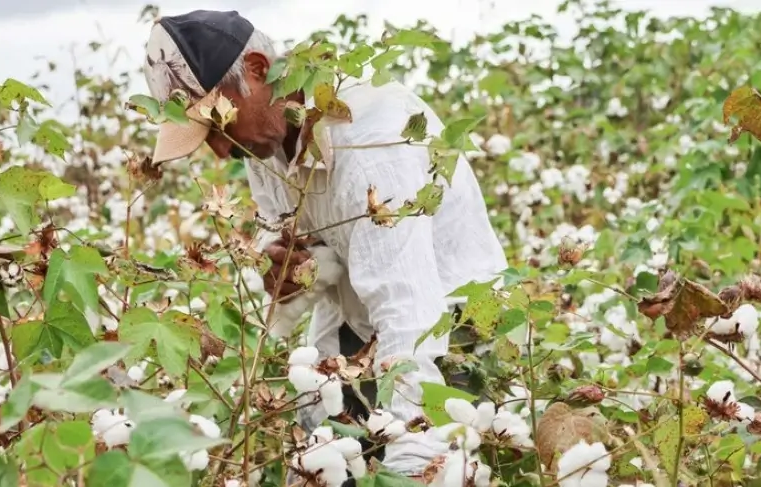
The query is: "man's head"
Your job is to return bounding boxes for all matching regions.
[144,10,290,163]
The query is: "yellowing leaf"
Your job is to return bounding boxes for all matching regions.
[654,406,707,476]
[314,83,353,122]
[723,86,761,143]
[401,112,428,142]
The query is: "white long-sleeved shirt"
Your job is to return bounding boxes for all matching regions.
[245,79,508,475]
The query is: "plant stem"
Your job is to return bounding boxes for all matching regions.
[188,360,234,410]
[0,318,16,389]
[672,342,685,486]
[524,294,546,487]
[705,338,761,383]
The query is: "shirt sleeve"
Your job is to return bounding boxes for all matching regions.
[335,143,453,475]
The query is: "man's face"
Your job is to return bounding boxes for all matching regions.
[204,52,288,161]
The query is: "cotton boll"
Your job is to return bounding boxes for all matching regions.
[224,480,241,487]
[473,461,492,487]
[737,402,755,421]
[180,449,209,471]
[556,440,610,487]
[707,380,736,402]
[492,410,534,448]
[310,246,345,288]
[165,388,188,403]
[366,409,394,435]
[288,365,328,393]
[347,456,367,479]
[248,469,263,486]
[383,420,407,440]
[310,426,335,444]
[289,347,320,367]
[332,437,363,460]
[189,414,221,438]
[473,402,496,433]
[127,361,148,382]
[319,377,345,416]
[434,423,481,452]
[92,410,133,448]
[444,398,478,426]
[298,445,349,487]
[485,134,511,155]
[710,304,758,338]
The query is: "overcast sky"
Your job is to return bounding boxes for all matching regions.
[1,0,758,121]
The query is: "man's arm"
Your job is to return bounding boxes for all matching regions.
[336,145,453,475]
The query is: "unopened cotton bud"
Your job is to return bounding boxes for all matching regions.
[289,346,320,367]
[473,402,496,432]
[444,398,478,426]
[284,100,307,127]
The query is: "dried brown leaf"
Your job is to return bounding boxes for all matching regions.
[366,185,395,227]
[536,402,608,471]
[638,273,729,339]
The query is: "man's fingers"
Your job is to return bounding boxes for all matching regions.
[267,246,311,265]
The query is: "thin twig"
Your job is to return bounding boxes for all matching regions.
[705,338,761,383]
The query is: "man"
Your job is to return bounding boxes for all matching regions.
[142,9,507,483]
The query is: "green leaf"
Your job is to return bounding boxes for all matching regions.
[163,100,188,124]
[479,69,509,97]
[371,69,393,87]
[383,29,446,50]
[0,285,9,319]
[716,434,746,474]
[327,420,367,438]
[528,300,555,321]
[32,120,71,160]
[337,44,375,76]
[120,308,201,378]
[128,417,229,461]
[0,78,49,108]
[121,389,181,424]
[265,57,288,84]
[61,342,132,387]
[33,376,118,413]
[127,94,161,120]
[86,451,133,487]
[43,246,108,312]
[427,137,460,185]
[621,238,654,265]
[441,117,482,150]
[420,382,477,426]
[11,299,95,361]
[19,421,94,485]
[38,174,76,200]
[0,455,19,487]
[414,311,452,351]
[370,50,404,70]
[358,459,429,486]
[0,166,49,234]
[559,270,601,286]
[496,308,526,335]
[501,267,530,287]
[0,374,36,434]
[377,359,419,407]
[646,356,674,374]
[448,278,503,336]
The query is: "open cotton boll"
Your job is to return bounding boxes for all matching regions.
[189,414,221,439]
[707,380,736,402]
[180,449,209,471]
[92,409,133,448]
[473,402,496,432]
[434,423,481,452]
[473,461,492,487]
[366,409,394,435]
[737,402,756,421]
[296,445,349,487]
[224,480,241,487]
[310,426,335,445]
[492,410,534,448]
[445,398,478,426]
[288,365,329,393]
[711,304,759,337]
[347,456,367,479]
[332,437,363,460]
[485,133,512,155]
[319,377,345,416]
[556,440,610,487]
[430,451,475,487]
[289,346,320,367]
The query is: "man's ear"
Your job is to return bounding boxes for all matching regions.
[243,52,270,81]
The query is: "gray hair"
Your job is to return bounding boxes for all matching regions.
[218,29,280,97]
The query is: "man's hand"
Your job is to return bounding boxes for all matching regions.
[262,229,315,302]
